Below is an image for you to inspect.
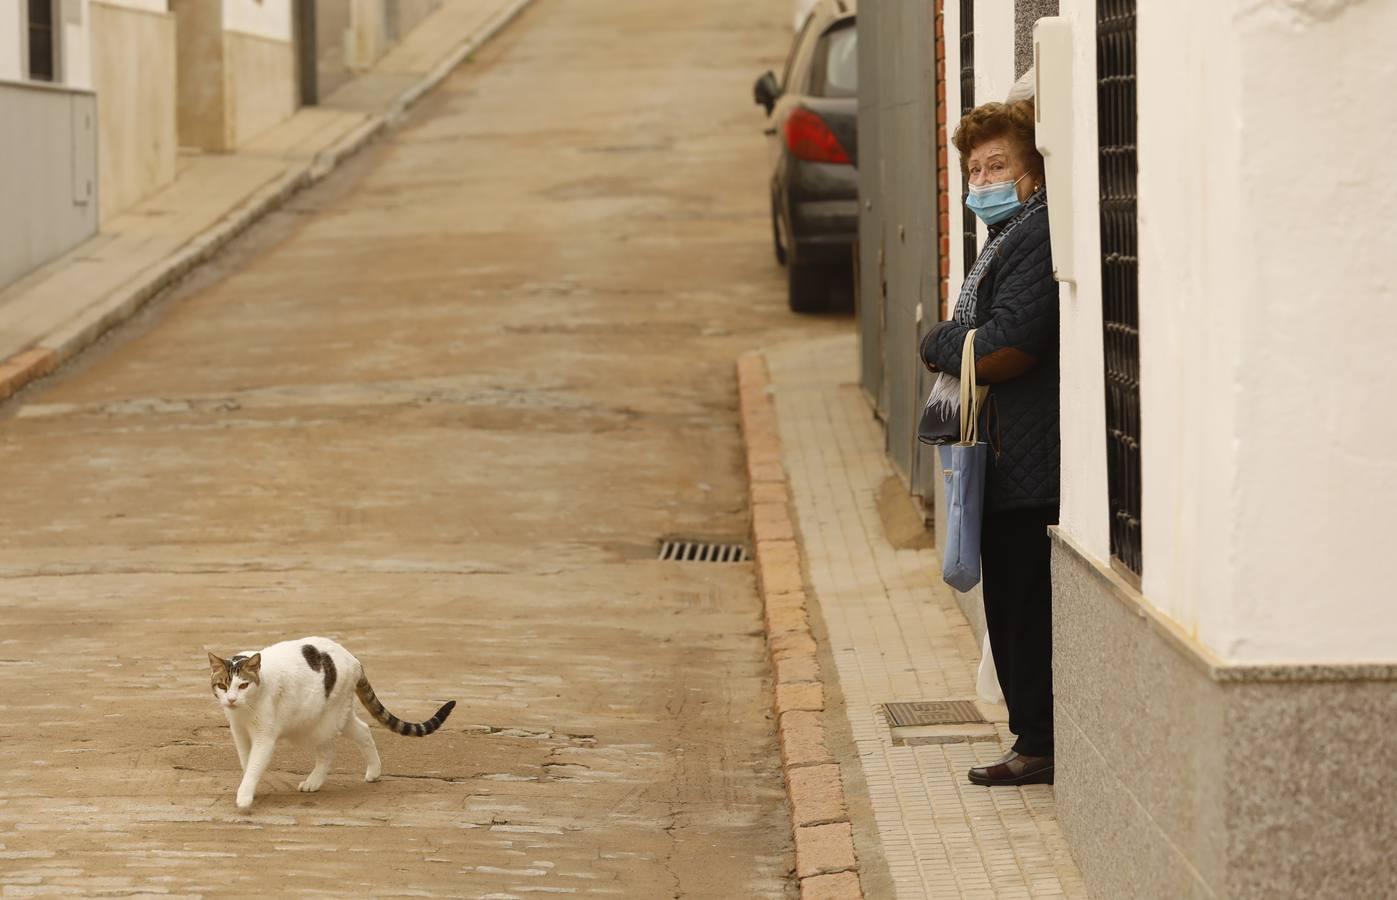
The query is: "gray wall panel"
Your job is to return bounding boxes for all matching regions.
[1014,0,1059,78]
[857,0,941,497]
[0,80,98,292]
[857,2,885,413]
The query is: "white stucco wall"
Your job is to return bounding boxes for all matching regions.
[943,0,1021,293]
[101,0,167,11]
[1132,0,1245,653]
[973,0,1016,105]
[224,0,291,41]
[0,0,96,85]
[1209,0,1397,662]
[1052,0,1397,664]
[100,0,166,12]
[0,0,21,81]
[971,0,1016,250]
[63,0,93,89]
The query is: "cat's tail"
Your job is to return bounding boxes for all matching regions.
[355,675,456,737]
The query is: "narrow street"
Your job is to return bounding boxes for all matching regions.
[0,1,844,896]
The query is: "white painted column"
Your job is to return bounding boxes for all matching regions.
[61,0,93,89]
[1049,0,1111,565]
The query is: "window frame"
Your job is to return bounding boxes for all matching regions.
[1097,0,1143,581]
[24,0,62,83]
[781,8,826,96]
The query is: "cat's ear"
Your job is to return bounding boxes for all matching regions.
[208,652,227,678]
[242,653,262,678]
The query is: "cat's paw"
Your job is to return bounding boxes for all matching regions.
[364,766,381,783]
[297,778,324,793]
[235,792,255,811]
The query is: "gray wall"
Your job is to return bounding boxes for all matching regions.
[855,0,940,501]
[389,0,444,41]
[0,80,98,291]
[1015,0,1058,77]
[315,0,355,98]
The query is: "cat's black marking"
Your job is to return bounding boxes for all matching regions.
[301,645,337,697]
[355,675,455,737]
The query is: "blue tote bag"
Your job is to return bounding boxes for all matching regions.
[939,329,988,593]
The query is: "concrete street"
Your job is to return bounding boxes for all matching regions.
[0,0,845,895]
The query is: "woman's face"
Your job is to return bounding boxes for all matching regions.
[966,138,1037,202]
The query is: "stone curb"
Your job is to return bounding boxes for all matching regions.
[0,0,537,408]
[736,351,864,899]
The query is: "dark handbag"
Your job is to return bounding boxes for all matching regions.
[917,373,961,445]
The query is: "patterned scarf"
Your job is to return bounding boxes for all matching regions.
[952,188,1048,326]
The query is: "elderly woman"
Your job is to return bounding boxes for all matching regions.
[920,100,1060,787]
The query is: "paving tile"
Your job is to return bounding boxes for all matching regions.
[763,337,1085,899]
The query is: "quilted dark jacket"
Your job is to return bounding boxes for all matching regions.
[919,200,1060,513]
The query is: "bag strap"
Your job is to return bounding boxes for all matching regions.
[958,329,980,443]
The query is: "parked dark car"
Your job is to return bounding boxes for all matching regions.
[754,0,858,312]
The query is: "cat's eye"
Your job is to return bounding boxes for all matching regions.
[239,683,250,690]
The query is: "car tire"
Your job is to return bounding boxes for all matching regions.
[788,262,829,314]
[771,200,788,267]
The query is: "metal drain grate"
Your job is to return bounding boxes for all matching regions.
[882,700,986,728]
[658,540,749,563]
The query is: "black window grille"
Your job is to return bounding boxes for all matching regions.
[1097,0,1141,578]
[959,0,977,271]
[27,0,57,82]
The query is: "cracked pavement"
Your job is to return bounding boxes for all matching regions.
[0,0,846,895]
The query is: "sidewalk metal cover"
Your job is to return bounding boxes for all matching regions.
[882,700,986,727]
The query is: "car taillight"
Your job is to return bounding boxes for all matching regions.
[785,108,851,165]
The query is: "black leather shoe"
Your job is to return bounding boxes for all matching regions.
[968,750,1054,786]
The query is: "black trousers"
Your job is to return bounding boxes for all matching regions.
[980,505,1057,757]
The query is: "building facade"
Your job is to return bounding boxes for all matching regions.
[0,0,100,287]
[859,0,1397,895]
[1,0,445,293]
[1042,1,1397,896]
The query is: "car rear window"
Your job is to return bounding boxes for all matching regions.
[811,23,857,98]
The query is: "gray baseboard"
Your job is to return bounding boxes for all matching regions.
[1051,530,1397,900]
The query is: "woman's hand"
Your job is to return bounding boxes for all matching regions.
[920,320,957,373]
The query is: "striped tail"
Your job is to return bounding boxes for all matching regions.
[355,676,455,737]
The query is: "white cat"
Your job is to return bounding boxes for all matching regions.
[207,636,455,810]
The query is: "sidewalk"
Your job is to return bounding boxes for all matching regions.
[0,0,533,405]
[750,334,1086,899]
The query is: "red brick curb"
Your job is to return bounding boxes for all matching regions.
[737,352,864,900]
[0,347,58,405]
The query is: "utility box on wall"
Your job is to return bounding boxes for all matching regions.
[1033,16,1075,283]
[0,80,99,290]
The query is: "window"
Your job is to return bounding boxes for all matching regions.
[27,0,58,82]
[1097,0,1142,578]
[959,0,977,269]
[810,23,857,98]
